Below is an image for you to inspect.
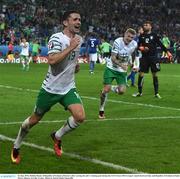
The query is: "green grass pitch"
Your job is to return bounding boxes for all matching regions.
[0,63,180,173]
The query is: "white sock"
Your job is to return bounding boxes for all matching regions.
[55,116,79,140]
[99,92,108,111]
[14,117,31,149]
[22,62,25,68]
[111,85,119,93]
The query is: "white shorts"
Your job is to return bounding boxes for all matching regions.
[89,53,98,62]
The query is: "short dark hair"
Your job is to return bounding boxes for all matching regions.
[143,21,152,26]
[62,10,80,21]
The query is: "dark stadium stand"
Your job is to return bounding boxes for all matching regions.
[0,0,179,61]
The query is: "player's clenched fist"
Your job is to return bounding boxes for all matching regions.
[70,36,81,50]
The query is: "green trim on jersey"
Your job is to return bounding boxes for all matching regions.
[103,67,127,85]
[34,88,83,116]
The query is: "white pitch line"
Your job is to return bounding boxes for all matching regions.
[0,84,180,112]
[1,116,180,125]
[82,96,180,111]
[0,134,146,174]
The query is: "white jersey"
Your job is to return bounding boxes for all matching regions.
[106,37,137,72]
[42,32,82,95]
[20,42,29,56]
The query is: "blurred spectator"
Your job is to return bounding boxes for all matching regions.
[8,40,14,54]
[0,0,179,47]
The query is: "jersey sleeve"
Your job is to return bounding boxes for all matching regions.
[48,35,62,54]
[112,39,119,54]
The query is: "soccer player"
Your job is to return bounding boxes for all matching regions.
[32,39,40,63]
[133,21,172,98]
[86,32,101,74]
[161,33,171,61]
[100,37,112,62]
[11,10,85,164]
[99,28,138,119]
[127,26,144,87]
[20,37,30,71]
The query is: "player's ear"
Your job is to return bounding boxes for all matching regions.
[63,20,68,27]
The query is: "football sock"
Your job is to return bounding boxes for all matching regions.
[138,75,144,94]
[99,91,108,111]
[153,76,159,95]
[55,116,79,140]
[22,62,25,69]
[14,117,31,149]
[90,61,95,72]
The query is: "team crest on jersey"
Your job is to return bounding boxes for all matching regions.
[118,52,129,62]
[48,42,54,49]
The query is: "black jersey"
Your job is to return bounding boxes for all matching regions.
[138,32,167,58]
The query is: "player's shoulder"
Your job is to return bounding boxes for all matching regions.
[113,37,123,46]
[130,39,138,47]
[114,37,123,43]
[49,32,64,41]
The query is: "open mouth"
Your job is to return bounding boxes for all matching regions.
[74,26,80,30]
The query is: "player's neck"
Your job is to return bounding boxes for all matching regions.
[123,38,129,45]
[63,29,75,39]
[145,30,151,34]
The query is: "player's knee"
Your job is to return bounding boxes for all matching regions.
[103,87,111,93]
[103,89,110,93]
[117,86,126,95]
[28,114,42,127]
[74,111,86,123]
[21,114,41,131]
[118,90,125,95]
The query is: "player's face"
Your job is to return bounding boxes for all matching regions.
[65,13,81,34]
[143,23,152,32]
[124,32,135,45]
[22,38,26,43]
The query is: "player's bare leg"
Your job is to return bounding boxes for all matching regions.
[11,114,42,164]
[99,85,111,119]
[52,104,85,157]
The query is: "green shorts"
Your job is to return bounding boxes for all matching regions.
[103,67,127,85]
[32,52,38,57]
[34,88,83,116]
[20,55,29,62]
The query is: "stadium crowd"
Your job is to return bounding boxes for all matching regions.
[0,0,180,61]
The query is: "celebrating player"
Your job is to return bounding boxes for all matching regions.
[11,10,85,164]
[99,28,138,119]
